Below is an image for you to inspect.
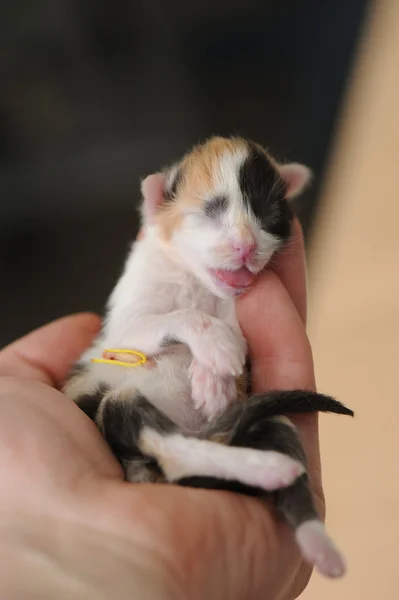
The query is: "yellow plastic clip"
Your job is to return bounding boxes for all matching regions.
[91,348,147,368]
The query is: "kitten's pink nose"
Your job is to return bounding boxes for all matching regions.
[231,240,256,261]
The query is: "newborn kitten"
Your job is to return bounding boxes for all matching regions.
[64,136,353,578]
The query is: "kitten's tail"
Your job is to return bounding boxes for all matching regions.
[205,389,354,442]
[235,390,354,432]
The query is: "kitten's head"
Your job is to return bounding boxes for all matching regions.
[141,137,311,298]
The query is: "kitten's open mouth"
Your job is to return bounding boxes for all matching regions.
[209,267,256,290]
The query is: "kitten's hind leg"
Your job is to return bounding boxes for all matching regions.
[98,392,304,491]
[141,427,304,491]
[97,392,175,484]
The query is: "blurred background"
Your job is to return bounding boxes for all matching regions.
[3,1,399,598]
[0,0,368,345]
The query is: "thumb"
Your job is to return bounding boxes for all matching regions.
[0,313,101,386]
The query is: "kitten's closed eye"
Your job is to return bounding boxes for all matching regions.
[204,195,229,219]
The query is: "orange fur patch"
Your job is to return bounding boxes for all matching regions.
[235,370,249,402]
[208,431,231,445]
[156,137,250,240]
[181,137,247,202]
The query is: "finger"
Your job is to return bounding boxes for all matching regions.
[237,271,315,393]
[272,218,307,325]
[0,313,101,386]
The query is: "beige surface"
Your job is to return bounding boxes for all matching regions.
[303,2,399,598]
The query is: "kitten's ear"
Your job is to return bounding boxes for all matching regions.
[140,172,166,222]
[140,164,182,223]
[279,163,312,199]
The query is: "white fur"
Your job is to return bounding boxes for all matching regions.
[140,427,305,490]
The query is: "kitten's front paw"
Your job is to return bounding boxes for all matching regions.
[189,317,246,378]
[189,360,237,418]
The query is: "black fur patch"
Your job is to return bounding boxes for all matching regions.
[239,141,293,240]
[204,195,229,218]
[161,335,181,347]
[231,415,306,464]
[100,393,177,462]
[242,390,355,420]
[77,393,103,421]
[272,474,318,528]
[177,475,266,497]
[74,383,109,421]
[244,356,252,395]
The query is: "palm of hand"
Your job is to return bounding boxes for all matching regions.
[0,223,323,600]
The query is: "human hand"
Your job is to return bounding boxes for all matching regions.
[0,220,323,600]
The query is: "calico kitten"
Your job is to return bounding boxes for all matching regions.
[64,137,353,578]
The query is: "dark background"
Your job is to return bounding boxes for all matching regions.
[0,0,369,346]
